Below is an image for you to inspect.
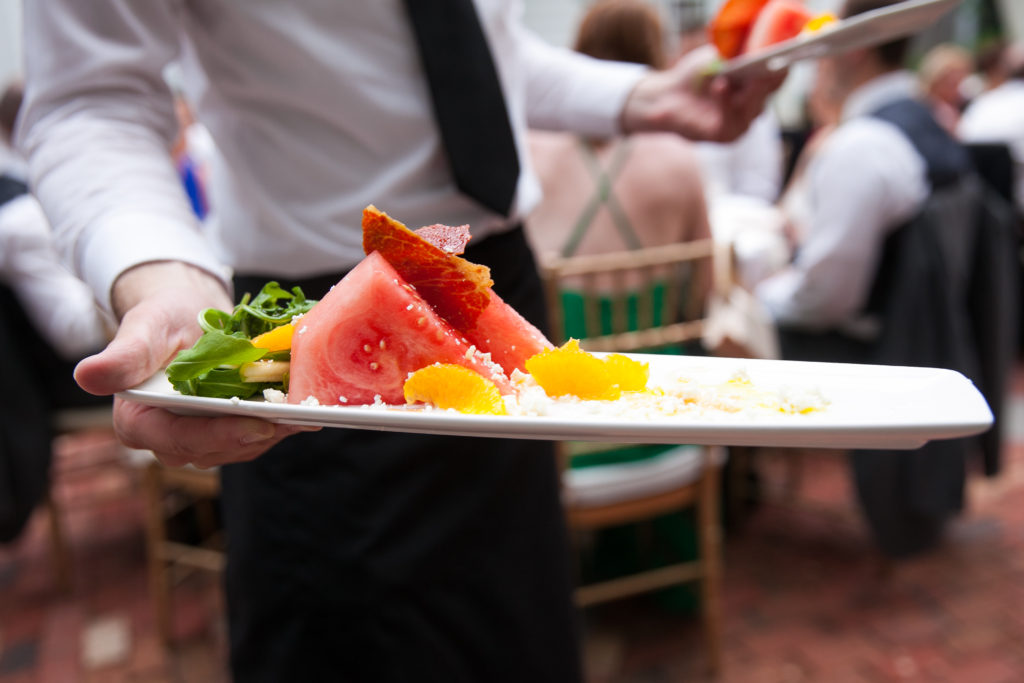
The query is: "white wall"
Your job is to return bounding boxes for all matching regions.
[0,0,22,88]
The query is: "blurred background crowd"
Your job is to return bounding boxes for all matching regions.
[3,0,1024,681]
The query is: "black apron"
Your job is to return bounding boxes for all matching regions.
[224,226,582,682]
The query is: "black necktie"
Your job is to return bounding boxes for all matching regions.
[402,0,521,217]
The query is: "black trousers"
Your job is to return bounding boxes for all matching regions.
[227,226,581,682]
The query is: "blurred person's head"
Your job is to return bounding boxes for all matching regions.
[816,0,911,107]
[574,0,667,69]
[919,43,972,109]
[0,79,24,146]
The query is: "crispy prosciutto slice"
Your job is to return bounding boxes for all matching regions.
[363,206,551,373]
[362,206,492,332]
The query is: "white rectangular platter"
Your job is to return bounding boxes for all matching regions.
[720,0,963,78]
[118,354,992,450]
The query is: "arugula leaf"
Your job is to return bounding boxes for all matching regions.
[165,332,268,382]
[166,281,317,397]
[170,368,268,399]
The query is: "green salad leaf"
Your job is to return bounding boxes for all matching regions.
[166,281,317,398]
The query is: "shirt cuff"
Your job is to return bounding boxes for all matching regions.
[79,211,233,312]
[566,61,648,138]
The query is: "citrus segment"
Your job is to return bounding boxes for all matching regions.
[404,363,507,415]
[604,353,649,392]
[525,339,621,401]
[804,12,836,33]
[251,323,295,352]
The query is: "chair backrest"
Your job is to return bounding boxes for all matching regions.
[540,238,731,353]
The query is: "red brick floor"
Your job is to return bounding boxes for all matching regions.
[4,368,1024,682]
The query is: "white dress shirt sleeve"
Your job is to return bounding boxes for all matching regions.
[755,118,928,329]
[517,29,647,138]
[0,195,110,358]
[16,0,231,313]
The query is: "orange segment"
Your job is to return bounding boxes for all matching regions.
[403,363,507,415]
[524,339,617,401]
[604,353,649,392]
[251,323,295,352]
[804,12,836,33]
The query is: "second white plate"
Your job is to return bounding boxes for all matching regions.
[720,0,963,77]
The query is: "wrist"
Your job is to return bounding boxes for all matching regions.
[111,261,232,320]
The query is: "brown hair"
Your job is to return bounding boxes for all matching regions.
[573,0,666,69]
[841,0,910,68]
[0,80,23,144]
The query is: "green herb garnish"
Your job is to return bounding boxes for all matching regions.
[165,281,317,399]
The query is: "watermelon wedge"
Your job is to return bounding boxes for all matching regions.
[362,206,552,374]
[287,251,511,406]
[743,0,812,54]
[464,290,552,374]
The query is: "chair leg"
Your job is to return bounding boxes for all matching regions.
[726,446,752,528]
[142,462,173,646]
[45,492,73,594]
[698,464,724,677]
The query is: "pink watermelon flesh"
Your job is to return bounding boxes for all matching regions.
[743,0,811,54]
[464,291,552,374]
[287,252,512,406]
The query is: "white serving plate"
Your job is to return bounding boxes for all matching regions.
[720,0,963,77]
[119,354,992,450]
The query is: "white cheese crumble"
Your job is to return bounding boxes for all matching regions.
[263,388,287,403]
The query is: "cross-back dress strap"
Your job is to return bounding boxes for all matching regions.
[560,138,642,258]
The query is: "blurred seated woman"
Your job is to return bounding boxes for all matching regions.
[525,0,716,610]
[526,0,712,315]
[918,43,973,134]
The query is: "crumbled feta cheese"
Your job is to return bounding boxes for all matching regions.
[263,388,287,403]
